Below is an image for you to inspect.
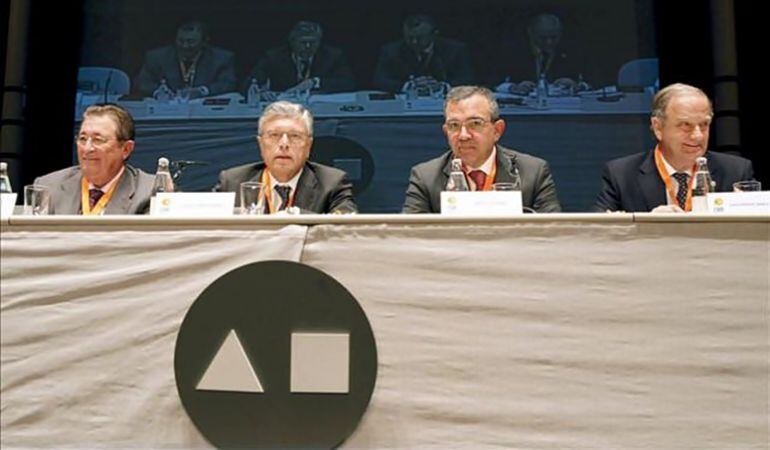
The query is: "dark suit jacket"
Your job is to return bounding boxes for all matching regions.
[403,146,562,213]
[34,164,154,215]
[592,150,755,212]
[243,45,355,93]
[373,37,475,93]
[214,161,357,214]
[135,45,236,97]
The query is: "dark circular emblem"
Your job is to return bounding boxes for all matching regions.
[174,260,378,449]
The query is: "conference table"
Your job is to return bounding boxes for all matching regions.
[74,90,656,212]
[2,213,768,448]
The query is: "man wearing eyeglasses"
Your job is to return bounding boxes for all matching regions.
[403,85,561,213]
[33,104,154,215]
[215,101,357,214]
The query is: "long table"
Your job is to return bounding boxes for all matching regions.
[2,214,768,448]
[74,92,655,212]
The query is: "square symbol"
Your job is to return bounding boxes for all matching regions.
[291,332,350,394]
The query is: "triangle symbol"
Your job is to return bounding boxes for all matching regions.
[196,329,264,393]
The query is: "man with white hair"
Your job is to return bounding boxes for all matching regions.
[593,83,754,212]
[215,101,357,214]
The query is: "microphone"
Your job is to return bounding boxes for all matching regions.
[170,160,209,182]
[172,160,208,169]
[103,70,113,103]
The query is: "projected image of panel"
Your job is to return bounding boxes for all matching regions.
[72,0,658,212]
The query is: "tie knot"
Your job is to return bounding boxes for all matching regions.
[468,170,487,191]
[672,172,689,184]
[89,188,104,209]
[274,185,292,210]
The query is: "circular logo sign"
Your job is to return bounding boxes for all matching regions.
[174,261,377,449]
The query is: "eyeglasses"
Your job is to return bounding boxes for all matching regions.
[444,118,494,134]
[75,135,121,148]
[260,131,309,144]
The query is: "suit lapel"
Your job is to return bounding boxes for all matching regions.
[705,152,726,191]
[494,147,529,200]
[294,165,319,211]
[164,48,184,88]
[193,47,214,87]
[637,151,667,211]
[58,170,83,214]
[103,167,135,214]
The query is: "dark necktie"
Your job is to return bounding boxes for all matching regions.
[275,185,292,211]
[671,172,690,209]
[89,188,104,209]
[468,170,487,191]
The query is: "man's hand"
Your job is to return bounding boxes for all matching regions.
[651,204,685,213]
[412,76,439,88]
[509,81,535,95]
[177,86,210,100]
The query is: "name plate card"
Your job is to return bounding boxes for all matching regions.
[440,191,523,216]
[0,193,18,218]
[151,192,235,217]
[707,191,770,214]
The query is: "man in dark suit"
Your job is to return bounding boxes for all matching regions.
[593,83,754,212]
[403,86,561,213]
[494,13,590,95]
[215,101,357,214]
[35,104,154,215]
[373,14,475,94]
[242,21,355,94]
[135,20,236,98]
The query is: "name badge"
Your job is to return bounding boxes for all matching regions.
[707,191,770,214]
[0,193,18,218]
[151,192,236,217]
[440,191,523,216]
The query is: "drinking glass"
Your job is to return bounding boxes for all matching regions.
[24,184,50,215]
[732,180,762,192]
[240,182,264,215]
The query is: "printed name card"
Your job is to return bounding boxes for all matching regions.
[707,191,770,214]
[0,193,18,218]
[151,192,235,217]
[440,191,523,216]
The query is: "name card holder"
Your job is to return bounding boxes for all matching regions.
[0,193,18,218]
[151,192,236,217]
[440,191,523,216]
[707,191,770,214]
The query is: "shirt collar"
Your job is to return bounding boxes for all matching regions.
[660,152,695,177]
[268,168,303,192]
[88,165,125,192]
[466,146,497,175]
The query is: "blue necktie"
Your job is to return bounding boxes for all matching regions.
[275,185,292,211]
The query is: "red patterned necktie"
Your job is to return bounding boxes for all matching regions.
[468,170,487,191]
[89,188,104,209]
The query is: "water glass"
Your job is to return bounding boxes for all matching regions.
[240,181,264,215]
[733,180,762,192]
[24,184,50,215]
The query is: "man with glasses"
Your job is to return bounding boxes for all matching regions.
[373,14,475,94]
[242,21,355,95]
[135,20,236,99]
[403,85,561,213]
[34,103,154,215]
[215,101,357,214]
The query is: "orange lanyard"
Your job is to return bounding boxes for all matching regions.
[654,145,695,211]
[465,160,497,191]
[80,177,118,215]
[260,170,296,214]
